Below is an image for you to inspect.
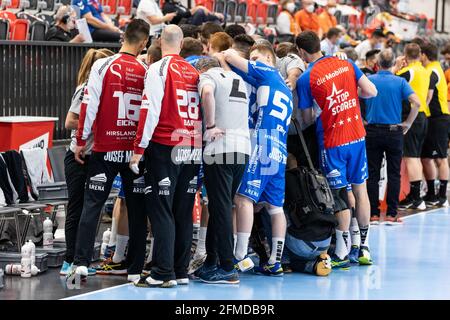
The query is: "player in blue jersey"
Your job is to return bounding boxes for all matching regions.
[219,44,293,276]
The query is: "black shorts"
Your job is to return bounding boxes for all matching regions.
[421,116,450,159]
[403,112,428,158]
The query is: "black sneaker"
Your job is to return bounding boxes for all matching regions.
[399,195,426,210]
[424,194,439,207]
[95,260,128,275]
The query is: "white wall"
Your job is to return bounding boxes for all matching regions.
[406,0,450,32]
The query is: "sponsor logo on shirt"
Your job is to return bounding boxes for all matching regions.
[144,186,152,194]
[187,176,198,194]
[104,151,133,163]
[247,180,261,189]
[326,83,357,117]
[158,177,171,196]
[132,176,145,194]
[90,173,107,183]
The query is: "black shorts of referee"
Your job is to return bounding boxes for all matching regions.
[421,115,450,159]
[403,112,428,158]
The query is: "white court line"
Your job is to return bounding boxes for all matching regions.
[401,207,449,220]
[61,283,132,300]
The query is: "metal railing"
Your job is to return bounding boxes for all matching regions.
[0,41,120,140]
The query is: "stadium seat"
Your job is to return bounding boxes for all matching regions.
[6,0,19,8]
[234,0,247,23]
[214,0,225,15]
[0,18,9,39]
[117,0,131,15]
[36,12,53,24]
[28,0,37,9]
[9,18,29,40]
[265,2,278,25]
[45,0,54,11]
[16,11,42,24]
[196,0,213,12]
[225,0,237,23]
[30,20,47,40]
[102,0,117,14]
[246,0,258,24]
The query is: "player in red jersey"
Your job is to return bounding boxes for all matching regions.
[296,31,377,268]
[130,25,202,288]
[68,19,150,284]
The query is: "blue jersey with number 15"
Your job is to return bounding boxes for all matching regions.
[243,61,293,144]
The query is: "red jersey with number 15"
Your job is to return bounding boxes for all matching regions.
[298,56,365,149]
[76,53,147,152]
[134,54,201,154]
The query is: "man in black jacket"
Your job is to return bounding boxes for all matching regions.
[45,5,84,43]
[162,0,223,26]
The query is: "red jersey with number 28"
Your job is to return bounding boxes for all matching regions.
[76,53,147,152]
[298,56,365,149]
[134,54,201,154]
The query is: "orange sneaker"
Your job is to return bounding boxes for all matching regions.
[370,215,380,225]
[383,216,403,225]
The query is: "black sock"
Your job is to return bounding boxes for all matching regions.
[439,180,448,199]
[410,181,422,200]
[426,180,436,197]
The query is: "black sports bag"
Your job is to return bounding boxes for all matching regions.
[284,119,337,241]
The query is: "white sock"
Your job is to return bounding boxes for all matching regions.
[233,234,237,254]
[146,237,154,263]
[112,234,129,263]
[108,217,117,246]
[268,237,285,265]
[359,224,370,248]
[235,232,251,261]
[196,227,207,256]
[350,217,360,248]
[335,229,350,260]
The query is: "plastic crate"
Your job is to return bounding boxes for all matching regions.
[35,247,65,267]
[37,182,68,200]
[0,252,48,273]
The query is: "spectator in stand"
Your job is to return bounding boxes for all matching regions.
[363,49,420,225]
[295,0,322,39]
[45,5,85,43]
[277,0,300,38]
[180,37,207,67]
[162,0,224,26]
[224,24,246,39]
[320,27,341,56]
[72,0,121,42]
[136,0,177,38]
[360,49,380,76]
[318,0,338,34]
[355,29,385,65]
[180,24,199,38]
[200,22,223,54]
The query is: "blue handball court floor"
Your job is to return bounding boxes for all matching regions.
[65,208,450,300]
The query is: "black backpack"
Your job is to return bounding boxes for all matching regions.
[284,119,337,241]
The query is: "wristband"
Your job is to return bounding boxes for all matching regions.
[206,124,216,130]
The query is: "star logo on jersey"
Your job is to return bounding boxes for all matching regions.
[326,83,343,110]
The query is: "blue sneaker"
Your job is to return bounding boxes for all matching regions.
[60,261,72,276]
[192,264,217,279]
[200,267,240,284]
[87,267,97,276]
[233,257,254,272]
[253,262,284,276]
[330,254,351,269]
[349,245,359,264]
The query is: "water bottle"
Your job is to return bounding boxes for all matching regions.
[5,264,22,275]
[101,228,111,258]
[31,265,40,276]
[27,240,36,268]
[43,217,54,248]
[21,242,32,278]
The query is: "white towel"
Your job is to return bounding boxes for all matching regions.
[21,148,53,197]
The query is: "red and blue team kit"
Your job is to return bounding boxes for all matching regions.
[298,56,368,189]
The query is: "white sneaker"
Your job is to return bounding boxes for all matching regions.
[176,278,189,285]
[145,276,177,288]
[127,274,141,282]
